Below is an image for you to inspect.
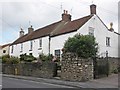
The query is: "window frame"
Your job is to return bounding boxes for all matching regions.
[20,43,23,52]
[55,49,61,58]
[88,27,94,36]
[29,41,33,51]
[39,38,42,48]
[106,37,110,47]
[11,45,14,53]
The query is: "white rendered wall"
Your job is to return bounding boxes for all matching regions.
[10,36,49,58]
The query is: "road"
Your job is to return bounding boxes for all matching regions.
[2,77,74,88]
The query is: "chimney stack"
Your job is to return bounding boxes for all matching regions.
[62,10,71,21]
[90,4,96,15]
[19,28,24,37]
[28,25,34,34]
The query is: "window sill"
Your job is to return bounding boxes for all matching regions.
[20,51,23,53]
[38,47,42,50]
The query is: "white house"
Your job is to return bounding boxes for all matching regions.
[9,4,120,59]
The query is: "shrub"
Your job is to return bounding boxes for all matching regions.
[118,67,120,72]
[2,55,20,64]
[39,53,53,62]
[10,57,20,64]
[112,68,118,74]
[20,54,36,62]
[64,34,98,59]
[2,55,10,64]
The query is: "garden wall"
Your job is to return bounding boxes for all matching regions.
[2,62,57,78]
[61,53,94,82]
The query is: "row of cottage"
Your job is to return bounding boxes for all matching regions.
[1,4,120,59]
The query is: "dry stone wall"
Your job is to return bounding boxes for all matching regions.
[61,53,93,82]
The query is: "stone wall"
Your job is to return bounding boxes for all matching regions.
[61,53,93,82]
[108,58,119,74]
[2,62,57,78]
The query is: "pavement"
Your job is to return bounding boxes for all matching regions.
[2,74,119,89]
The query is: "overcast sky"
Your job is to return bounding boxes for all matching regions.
[0,0,119,45]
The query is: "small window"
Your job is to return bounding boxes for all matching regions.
[106,37,110,46]
[39,38,42,47]
[3,50,6,53]
[20,43,23,52]
[11,46,14,53]
[55,49,60,58]
[30,41,33,51]
[89,27,94,36]
[29,53,32,56]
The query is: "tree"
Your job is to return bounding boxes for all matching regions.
[64,34,98,59]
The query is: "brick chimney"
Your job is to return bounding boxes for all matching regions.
[28,25,34,34]
[19,28,24,37]
[62,10,71,21]
[90,4,96,15]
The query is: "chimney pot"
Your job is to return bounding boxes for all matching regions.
[109,22,114,31]
[19,28,24,37]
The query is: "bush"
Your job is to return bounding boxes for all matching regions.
[64,34,98,59]
[10,57,20,64]
[118,67,120,72]
[2,55,20,64]
[39,53,53,62]
[2,55,10,64]
[112,68,118,74]
[20,54,36,62]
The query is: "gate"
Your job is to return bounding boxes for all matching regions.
[93,57,109,79]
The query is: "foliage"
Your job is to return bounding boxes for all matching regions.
[64,34,98,59]
[2,55,20,64]
[2,55,10,64]
[39,53,53,62]
[10,57,20,64]
[20,54,36,62]
[118,66,120,72]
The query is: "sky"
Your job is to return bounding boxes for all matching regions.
[0,0,119,45]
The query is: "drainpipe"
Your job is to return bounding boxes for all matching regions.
[48,35,51,56]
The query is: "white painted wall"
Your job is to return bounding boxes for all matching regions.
[10,36,49,58]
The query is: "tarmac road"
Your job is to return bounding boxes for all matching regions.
[2,76,74,88]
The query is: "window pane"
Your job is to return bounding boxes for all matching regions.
[55,50,60,58]
[89,27,94,36]
[39,38,42,47]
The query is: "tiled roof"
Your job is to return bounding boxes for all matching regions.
[1,43,11,48]
[11,15,93,45]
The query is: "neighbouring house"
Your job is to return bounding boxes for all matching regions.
[9,4,120,59]
[0,44,11,57]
